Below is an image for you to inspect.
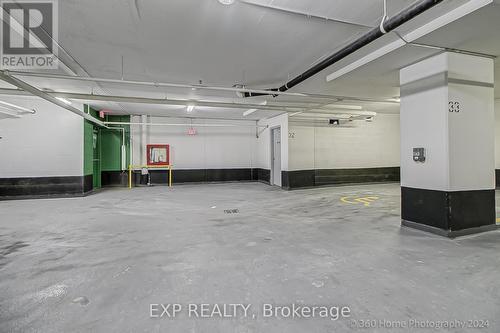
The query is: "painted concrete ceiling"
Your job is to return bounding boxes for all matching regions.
[1,0,499,119]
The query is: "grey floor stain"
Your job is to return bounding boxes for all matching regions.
[0,241,29,257]
[72,296,90,306]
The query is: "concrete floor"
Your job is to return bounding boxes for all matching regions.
[1,183,499,332]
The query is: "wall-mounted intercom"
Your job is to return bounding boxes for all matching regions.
[413,148,426,163]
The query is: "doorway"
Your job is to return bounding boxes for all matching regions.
[271,127,281,187]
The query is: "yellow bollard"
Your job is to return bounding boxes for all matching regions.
[169,166,172,187]
[128,165,132,189]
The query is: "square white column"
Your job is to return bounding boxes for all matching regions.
[400,52,496,237]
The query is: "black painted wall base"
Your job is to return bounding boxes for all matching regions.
[282,167,400,190]
[101,171,129,187]
[0,169,271,199]
[401,186,497,237]
[6,168,498,201]
[256,168,270,184]
[402,220,498,238]
[128,168,271,186]
[83,174,93,193]
[0,175,93,200]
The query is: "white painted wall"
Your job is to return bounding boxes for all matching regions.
[256,113,289,171]
[2,87,498,185]
[448,82,495,191]
[400,77,449,190]
[495,100,500,169]
[288,114,400,171]
[131,116,257,169]
[0,96,84,177]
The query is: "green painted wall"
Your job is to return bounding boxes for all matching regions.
[100,115,131,171]
[83,119,95,176]
[83,106,98,176]
[83,106,131,189]
[83,105,102,188]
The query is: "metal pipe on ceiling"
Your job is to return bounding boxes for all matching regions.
[51,93,390,115]
[104,121,269,129]
[133,114,263,122]
[6,71,401,104]
[0,85,396,121]
[6,70,342,100]
[0,71,107,127]
[51,92,306,112]
[0,86,400,108]
[240,0,373,28]
[393,31,496,59]
[27,90,378,114]
[0,85,308,112]
[0,86,297,111]
[243,0,444,97]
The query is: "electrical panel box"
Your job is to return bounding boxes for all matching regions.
[413,148,426,163]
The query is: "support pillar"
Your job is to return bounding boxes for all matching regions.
[400,52,497,237]
[140,114,148,166]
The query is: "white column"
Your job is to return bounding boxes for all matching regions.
[400,52,496,237]
[140,114,148,166]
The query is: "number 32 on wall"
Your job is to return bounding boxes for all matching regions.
[449,101,460,113]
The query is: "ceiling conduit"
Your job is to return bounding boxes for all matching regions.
[244,0,444,97]
[0,70,107,127]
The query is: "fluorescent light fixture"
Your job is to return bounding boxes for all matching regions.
[243,108,258,117]
[56,97,72,105]
[326,0,492,82]
[186,104,195,113]
[293,113,354,120]
[293,111,376,119]
[326,40,405,82]
[243,100,267,117]
[308,110,377,117]
[218,0,235,5]
[323,104,362,110]
[0,100,35,114]
[0,106,21,118]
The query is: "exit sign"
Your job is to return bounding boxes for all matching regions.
[187,128,197,136]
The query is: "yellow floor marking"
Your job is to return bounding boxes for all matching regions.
[341,196,379,207]
[354,196,379,207]
[340,196,356,204]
